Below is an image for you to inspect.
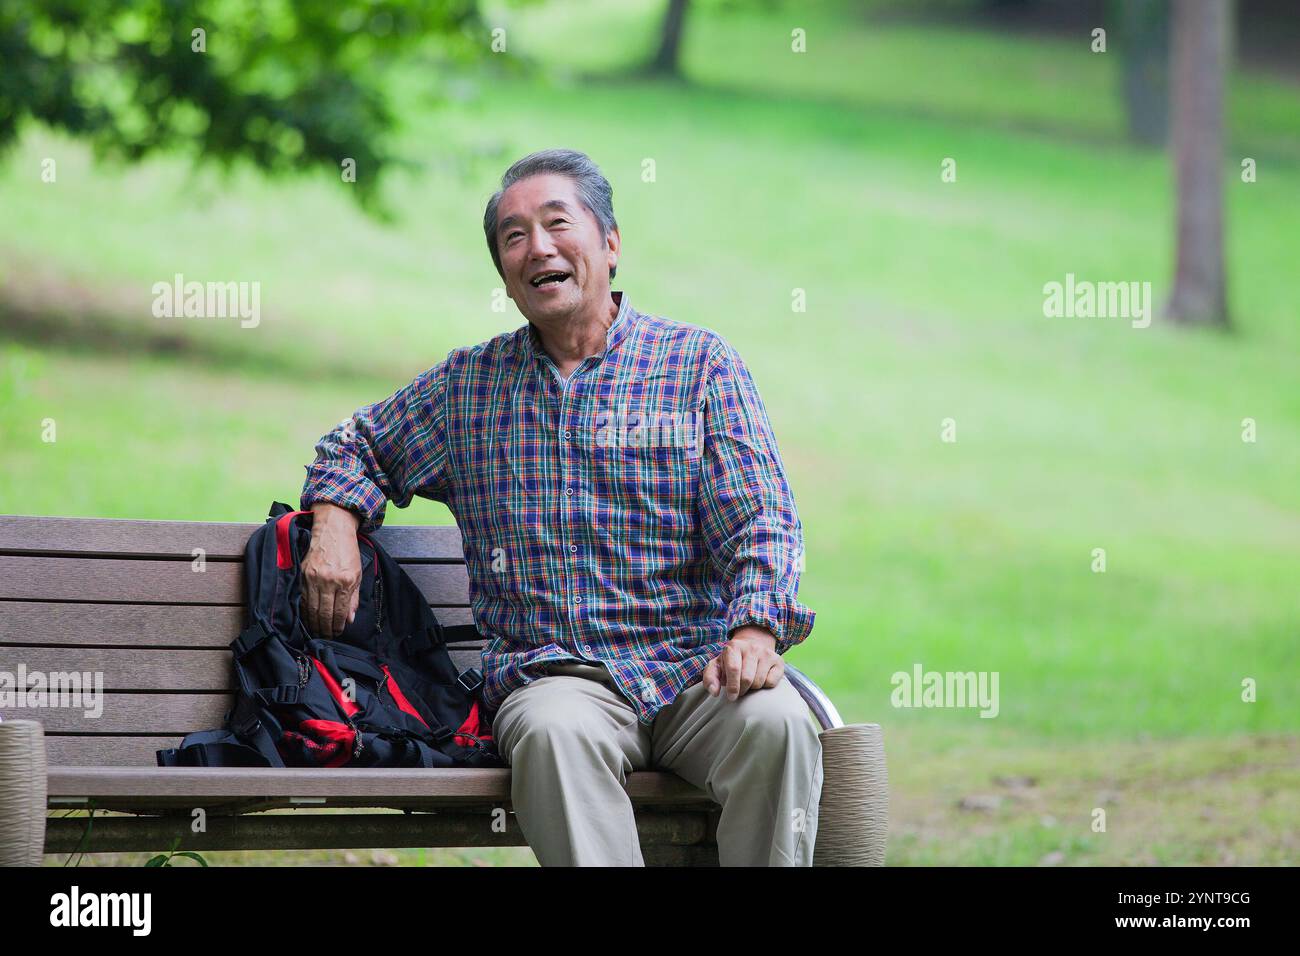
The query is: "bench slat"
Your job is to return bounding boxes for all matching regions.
[47,766,712,803]
[0,515,466,561]
[0,647,484,695]
[0,601,480,647]
[0,555,242,603]
[44,735,191,765]
[1,603,245,646]
[0,556,471,605]
[10,693,230,734]
[0,647,234,690]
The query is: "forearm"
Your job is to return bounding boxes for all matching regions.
[301,419,391,532]
[716,515,815,654]
[698,338,815,654]
[299,362,450,532]
[310,500,361,533]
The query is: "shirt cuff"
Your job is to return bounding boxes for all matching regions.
[300,464,388,532]
[724,592,815,655]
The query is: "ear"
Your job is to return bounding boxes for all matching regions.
[606,225,621,275]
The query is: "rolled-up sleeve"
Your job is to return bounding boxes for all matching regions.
[300,359,452,532]
[697,338,814,654]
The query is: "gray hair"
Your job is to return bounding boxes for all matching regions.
[483,148,618,282]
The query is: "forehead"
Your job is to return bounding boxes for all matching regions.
[497,173,584,225]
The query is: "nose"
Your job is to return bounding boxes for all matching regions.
[526,222,559,259]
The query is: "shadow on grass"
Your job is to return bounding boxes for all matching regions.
[0,268,398,382]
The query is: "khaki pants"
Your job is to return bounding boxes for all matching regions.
[493,660,823,866]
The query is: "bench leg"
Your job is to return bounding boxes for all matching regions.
[0,721,47,866]
[812,724,889,866]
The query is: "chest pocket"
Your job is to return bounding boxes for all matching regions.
[582,406,702,535]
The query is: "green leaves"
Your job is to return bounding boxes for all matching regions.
[144,837,209,866]
[0,0,485,210]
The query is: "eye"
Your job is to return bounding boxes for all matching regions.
[549,218,569,226]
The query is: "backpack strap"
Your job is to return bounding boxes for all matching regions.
[440,624,482,644]
[226,696,287,768]
[243,503,311,639]
[228,623,306,707]
[157,728,279,768]
[252,685,303,706]
[232,621,272,660]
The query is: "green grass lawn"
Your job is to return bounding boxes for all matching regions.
[4,0,1298,865]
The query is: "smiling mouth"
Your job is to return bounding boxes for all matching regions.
[530,271,571,289]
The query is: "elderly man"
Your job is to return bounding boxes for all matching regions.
[298,148,820,866]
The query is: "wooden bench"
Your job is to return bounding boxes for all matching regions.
[0,514,883,866]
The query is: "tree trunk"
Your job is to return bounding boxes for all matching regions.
[1119,0,1169,147]
[1166,0,1231,329]
[647,0,689,77]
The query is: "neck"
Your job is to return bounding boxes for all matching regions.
[532,291,620,374]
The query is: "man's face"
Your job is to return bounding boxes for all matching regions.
[496,172,619,322]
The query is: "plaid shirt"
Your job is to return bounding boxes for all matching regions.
[300,290,814,725]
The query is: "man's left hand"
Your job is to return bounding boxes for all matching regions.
[703,626,783,701]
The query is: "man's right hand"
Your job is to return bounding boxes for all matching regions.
[300,502,363,638]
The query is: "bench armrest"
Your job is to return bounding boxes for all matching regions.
[783,664,844,731]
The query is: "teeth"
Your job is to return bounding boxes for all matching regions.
[532,272,568,286]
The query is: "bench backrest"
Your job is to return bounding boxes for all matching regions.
[0,516,481,767]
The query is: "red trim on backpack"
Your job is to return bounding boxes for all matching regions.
[275,510,310,570]
[311,657,360,718]
[454,700,493,746]
[357,533,379,575]
[380,664,430,729]
[278,511,375,574]
[290,719,356,768]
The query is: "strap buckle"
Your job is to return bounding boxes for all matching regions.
[254,685,302,707]
[456,668,484,696]
[233,712,262,737]
[233,622,274,660]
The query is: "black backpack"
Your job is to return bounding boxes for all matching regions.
[158,502,501,769]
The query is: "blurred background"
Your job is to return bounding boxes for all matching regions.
[1,0,1296,866]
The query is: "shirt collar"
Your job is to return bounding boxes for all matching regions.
[525,289,635,370]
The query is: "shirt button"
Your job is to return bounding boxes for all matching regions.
[574,596,582,604]
[569,544,577,553]
[563,430,571,440]
[565,487,574,496]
